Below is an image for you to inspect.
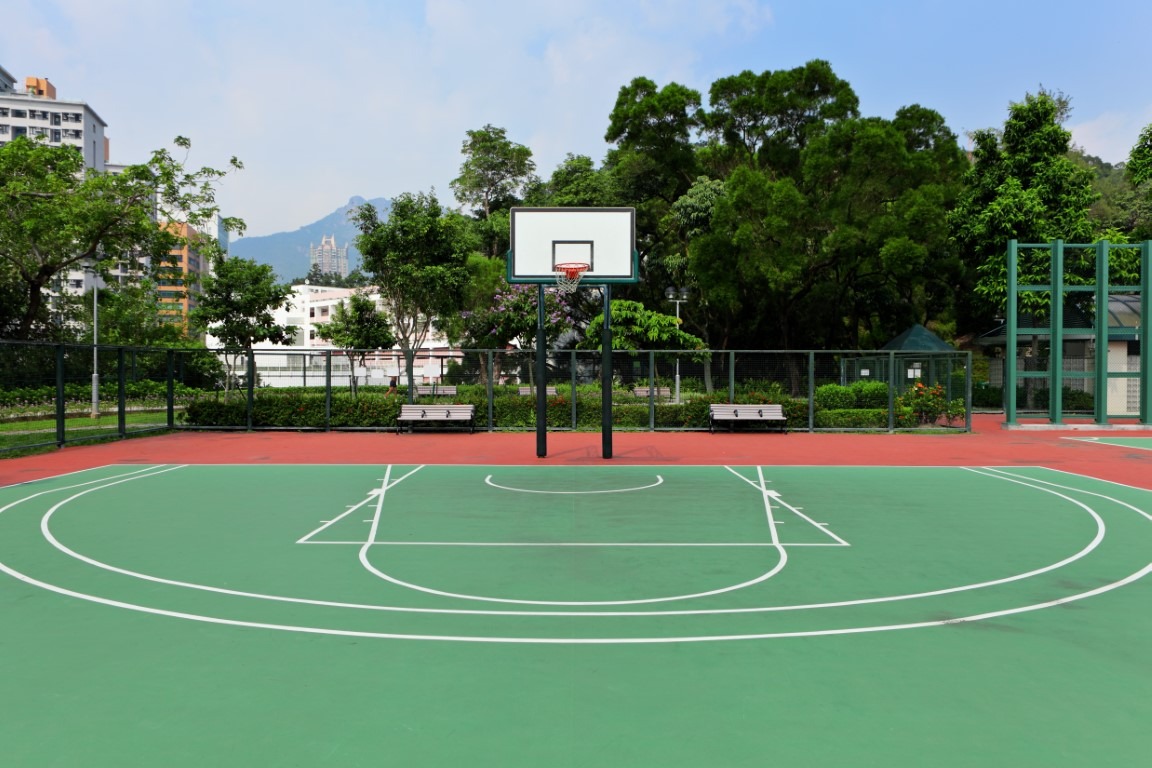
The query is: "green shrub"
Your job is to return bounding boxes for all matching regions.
[972,383,1002,408]
[850,380,889,408]
[183,398,245,427]
[815,383,856,410]
[896,382,947,424]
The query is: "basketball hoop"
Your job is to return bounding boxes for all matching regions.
[554,262,589,294]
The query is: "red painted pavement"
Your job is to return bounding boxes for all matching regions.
[3,414,1150,490]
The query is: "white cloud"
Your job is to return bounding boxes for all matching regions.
[1070,105,1152,164]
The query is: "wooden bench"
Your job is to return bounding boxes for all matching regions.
[518,386,558,396]
[709,404,787,433]
[396,404,475,433]
[633,386,672,400]
[414,384,457,397]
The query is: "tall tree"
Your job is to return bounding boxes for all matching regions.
[354,191,474,394]
[450,124,536,220]
[698,61,859,177]
[189,256,297,394]
[95,280,190,347]
[949,90,1098,318]
[0,136,243,340]
[315,293,396,396]
[688,106,966,351]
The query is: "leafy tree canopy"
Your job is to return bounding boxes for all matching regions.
[450,124,536,221]
[315,292,395,395]
[354,190,476,391]
[0,135,242,340]
[579,299,704,352]
[189,256,296,351]
[948,90,1098,316]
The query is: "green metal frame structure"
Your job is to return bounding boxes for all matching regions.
[1004,239,1151,425]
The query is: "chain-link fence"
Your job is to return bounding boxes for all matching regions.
[0,341,973,454]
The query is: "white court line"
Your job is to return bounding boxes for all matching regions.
[3,540,1148,644]
[0,464,150,491]
[726,466,849,546]
[354,466,788,606]
[1063,436,1152,452]
[0,465,179,518]
[296,465,424,543]
[484,475,664,494]
[976,467,1152,522]
[8,465,1141,636]
[304,541,840,547]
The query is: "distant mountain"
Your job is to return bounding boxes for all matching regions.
[228,196,391,281]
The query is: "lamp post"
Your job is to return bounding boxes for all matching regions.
[664,286,690,403]
[87,265,99,418]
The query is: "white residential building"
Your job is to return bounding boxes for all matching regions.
[207,284,461,387]
[2,64,111,305]
[0,66,109,171]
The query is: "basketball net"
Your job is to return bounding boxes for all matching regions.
[554,262,589,294]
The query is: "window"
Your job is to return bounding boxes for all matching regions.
[12,109,27,118]
[51,129,61,143]
[13,126,26,138]
[0,125,8,134]
[0,107,8,117]
[51,113,60,125]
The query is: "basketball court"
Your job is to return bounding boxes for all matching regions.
[2,420,1150,767]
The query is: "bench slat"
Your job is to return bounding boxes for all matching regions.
[397,404,475,433]
[708,404,787,433]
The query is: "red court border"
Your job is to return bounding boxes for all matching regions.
[3,414,1151,490]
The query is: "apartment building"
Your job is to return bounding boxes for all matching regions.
[309,235,350,278]
[2,63,228,332]
[208,284,461,387]
[0,65,109,171]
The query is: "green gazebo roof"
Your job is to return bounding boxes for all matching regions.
[880,324,955,352]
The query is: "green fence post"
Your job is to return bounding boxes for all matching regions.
[1141,241,1151,424]
[117,347,126,437]
[166,349,176,429]
[1095,241,1110,424]
[1005,240,1018,425]
[1050,240,1064,423]
[648,350,656,430]
[486,350,494,431]
[245,351,255,430]
[887,350,896,431]
[324,351,332,430]
[728,351,736,403]
[808,351,816,431]
[570,349,578,430]
[964,351,973,432]
[55,344,66,447]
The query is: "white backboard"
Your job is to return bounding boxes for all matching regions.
[508,207,638,284]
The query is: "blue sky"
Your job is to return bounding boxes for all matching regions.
[4,0,1150,238]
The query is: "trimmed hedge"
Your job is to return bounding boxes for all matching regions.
[0,380,202,408]
[814,408,919,429]
[181,389,817,430]
[180,385,959,431]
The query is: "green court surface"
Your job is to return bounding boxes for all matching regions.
[2,464,1150,766]
[1070,436,1152,451]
